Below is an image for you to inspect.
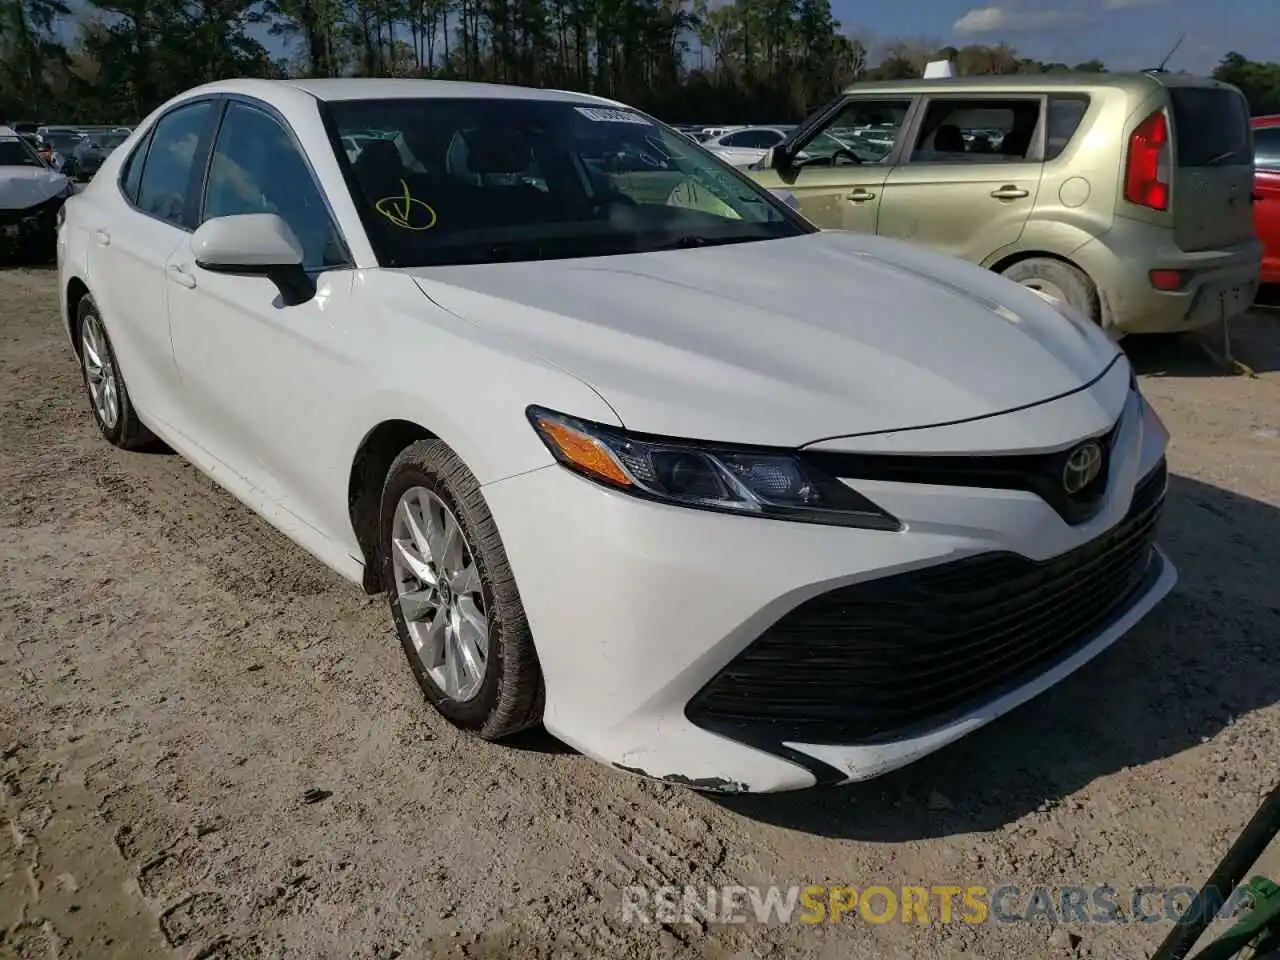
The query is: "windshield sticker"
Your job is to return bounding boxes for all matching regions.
[374,180,438,231]
[575,107,651,125]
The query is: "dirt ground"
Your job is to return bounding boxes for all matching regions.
[2,265,1280,960]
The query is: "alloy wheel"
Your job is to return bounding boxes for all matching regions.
[390,486,490,701]
[81,312,119,430]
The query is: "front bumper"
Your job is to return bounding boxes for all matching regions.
[483,385,1175,793]
[0,193,66,258]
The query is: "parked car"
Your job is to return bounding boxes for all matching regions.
[0,125,74,260]
[702,125,791,167]
[1253,114,1280,285]
[39,130,86,176]
[57,78,1175,793]
[748,73,1261,336]
[70,129,133,180]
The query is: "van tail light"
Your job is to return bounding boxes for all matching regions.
[1124,109,1171,212]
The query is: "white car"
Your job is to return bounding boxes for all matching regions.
[701,126,790,167]
[1,126,74,258]
[57,79,1176,794]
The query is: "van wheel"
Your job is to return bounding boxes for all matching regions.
[1001,258,1099,324]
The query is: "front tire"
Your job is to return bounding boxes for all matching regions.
[379,439,543,739]
[76,296,155,449]
[1001,257,1100,324]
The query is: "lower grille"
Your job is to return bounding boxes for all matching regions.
[686,459,1168,746]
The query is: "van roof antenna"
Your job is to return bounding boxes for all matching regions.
[1147,33,1185,73]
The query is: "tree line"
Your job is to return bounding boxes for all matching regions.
[2,0,1279,126]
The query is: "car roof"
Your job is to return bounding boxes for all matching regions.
[173,77,628,112]
[838,71,1231,96]
[1253,114,1280,128]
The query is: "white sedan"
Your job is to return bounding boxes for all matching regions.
[700,126,790,166]
[57,79,1176,794]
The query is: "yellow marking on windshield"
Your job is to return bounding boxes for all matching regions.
[374,179,438,231]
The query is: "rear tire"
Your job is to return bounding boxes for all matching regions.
[1001,257,1100,324]
[75,296,156,450]
[379,439,544,740]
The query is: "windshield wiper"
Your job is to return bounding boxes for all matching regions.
[1204,150,1239,166]
[649,235,759,251]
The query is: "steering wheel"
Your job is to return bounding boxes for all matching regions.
[830,147,864,165]
[795,147,863,168]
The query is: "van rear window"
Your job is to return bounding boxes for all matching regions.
[1168,87,1253,167]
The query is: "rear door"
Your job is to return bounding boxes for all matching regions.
[1253,124,1280,282]
[1167,85,1256,252]
[85,99,216,421]
[876,95,1044,261]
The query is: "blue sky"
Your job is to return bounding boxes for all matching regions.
[845,0,1277,74]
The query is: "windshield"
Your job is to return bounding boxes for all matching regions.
[44,134,81,152]
[326,98,812,268]
[100,132,130,149]
[0,137,44,168]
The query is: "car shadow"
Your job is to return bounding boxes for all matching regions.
[0,259,56,271]
[505,726,577,755]
[713,473,1280,839]
[1125,310,1280,377]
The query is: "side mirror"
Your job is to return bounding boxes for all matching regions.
[191,213,315,307]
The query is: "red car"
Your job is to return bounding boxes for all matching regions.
[1254,114,1280,284]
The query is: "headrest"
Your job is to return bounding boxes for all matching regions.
[354,139,403,173]
[460,127,533,175]
[934,124,965,152]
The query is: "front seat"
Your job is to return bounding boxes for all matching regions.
[934,124,966,154]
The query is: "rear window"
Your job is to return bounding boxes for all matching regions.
[1256,126,1280,171]
[1045,96,1089,161]
[1168,87,1253,167]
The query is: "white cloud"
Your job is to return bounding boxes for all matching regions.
[1102,0,1165,7]
[952,5,1075,35]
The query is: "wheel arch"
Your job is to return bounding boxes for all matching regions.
[988,250,1108,327]
[348,419,438,594]
[64,275,91,352]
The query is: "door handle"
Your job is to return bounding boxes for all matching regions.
[167,264,197,289]
[92,228,110,247]
[846,188,876,202]
[991,186,1029,200]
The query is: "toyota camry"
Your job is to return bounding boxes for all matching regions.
[56,79,1176,793]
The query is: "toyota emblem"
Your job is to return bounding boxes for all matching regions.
[1062,441,1104,495]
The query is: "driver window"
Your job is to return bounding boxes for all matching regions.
[792,99,912,168]
[202,101,347,269]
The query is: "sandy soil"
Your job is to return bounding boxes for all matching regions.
[2,264,1280,960]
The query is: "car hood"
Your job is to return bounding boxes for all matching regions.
[407,231,1121,447]
[0,166,69,210]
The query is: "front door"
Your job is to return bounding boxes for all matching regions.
[877,95,1045,262]
[166,98,357,531]
[753,97,915,234]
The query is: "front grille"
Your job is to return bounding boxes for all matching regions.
[800,413,1124,526]
[686,458,1168,746]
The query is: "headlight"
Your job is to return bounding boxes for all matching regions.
[527,406,900,531]
[60,180,74,198]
